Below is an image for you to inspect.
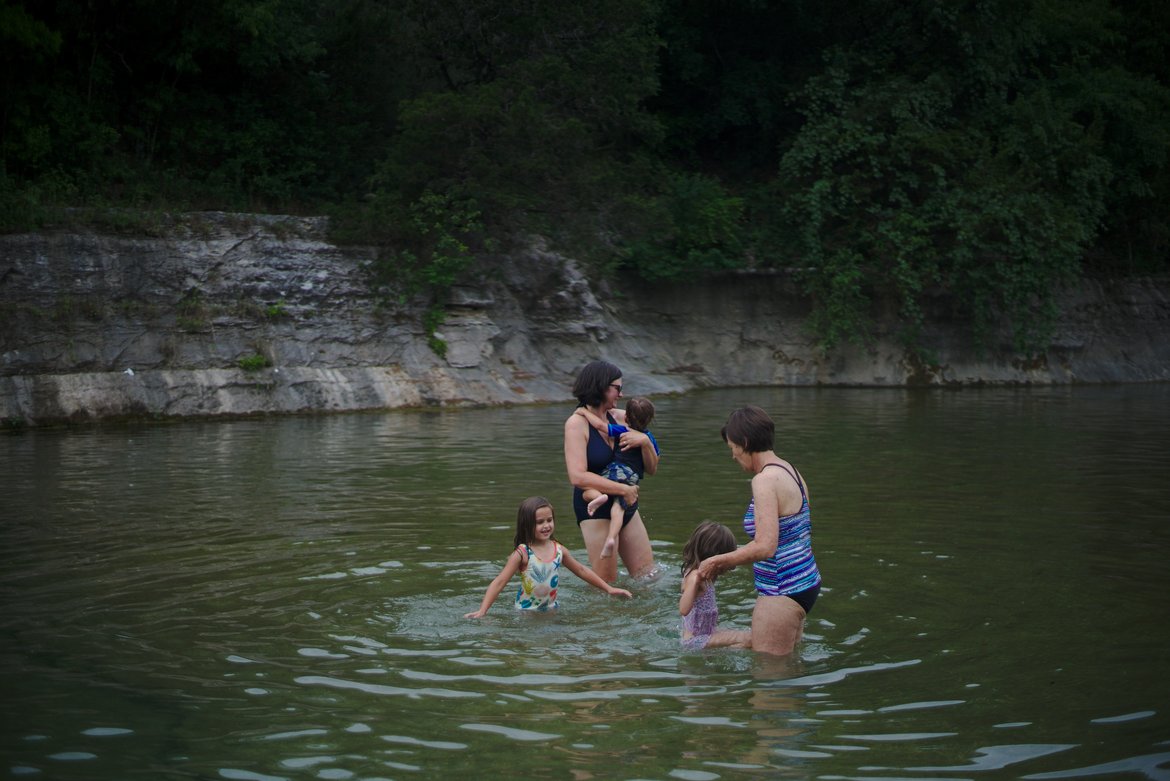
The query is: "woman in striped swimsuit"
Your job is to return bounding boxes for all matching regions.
[697,405,822,655]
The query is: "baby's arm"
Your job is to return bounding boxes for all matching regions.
[465,548,524,618]
[574,407,611,435]
[618,428,659,476]
[679,569,702,617]
[562,550,632,599]
[639,431,660,476]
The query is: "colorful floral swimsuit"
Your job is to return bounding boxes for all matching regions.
[515,543,562,611]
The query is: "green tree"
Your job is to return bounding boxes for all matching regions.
[345,0,665,312]
[3,0,1168,356]
[772,0,1163,350]
[1,0,407,211]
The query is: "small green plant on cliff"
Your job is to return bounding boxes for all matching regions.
[176,289,209,331]
[337,189,492,358]
[423,305,448,359]
[51,295,105,323]
[264,300,290,320]
[237,353,270,371]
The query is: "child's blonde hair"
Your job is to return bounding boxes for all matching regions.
[514,496,555,548]
[624,397,655,432]
[681,521,737,576]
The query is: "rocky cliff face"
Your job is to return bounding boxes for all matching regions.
[2,212,1168,426]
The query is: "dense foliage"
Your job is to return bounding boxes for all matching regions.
[3,0,1168,349]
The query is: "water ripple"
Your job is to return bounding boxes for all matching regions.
[783,658,922,686]
[294,674,482,699]
[910,743,1079,772]
[379,734,467,750]
[1021,751,1170,780]
[3,387,1169,781]
[459,723,561,741]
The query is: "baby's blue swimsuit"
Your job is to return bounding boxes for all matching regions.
[573,414,654,525]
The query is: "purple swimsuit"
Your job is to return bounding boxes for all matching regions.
[681,581,719,649]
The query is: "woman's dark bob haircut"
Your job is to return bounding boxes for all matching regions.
[721,405,775,453]
[572,360,622,407]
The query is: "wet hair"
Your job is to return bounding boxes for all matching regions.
[720,405,774,454]
[681,521,738,576]
[572,360,622,408]
[624,397,655,431]
[514,496,556,548]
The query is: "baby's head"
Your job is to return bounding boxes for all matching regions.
[681,521,737,576]
[624,397,655,432]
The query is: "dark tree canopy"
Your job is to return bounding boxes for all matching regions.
[3,0,1167,350]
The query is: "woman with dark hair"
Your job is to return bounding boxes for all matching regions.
[563,360,658,582]
[696,405,822,655]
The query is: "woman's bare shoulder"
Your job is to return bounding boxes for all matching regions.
[565,411,590,436]
[753,461,804,505]
[753,461,798,489]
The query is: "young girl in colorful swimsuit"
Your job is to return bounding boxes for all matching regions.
[465,496,632,618]
[679,521,751,649]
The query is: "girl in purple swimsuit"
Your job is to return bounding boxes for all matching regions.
[680,522,751,649]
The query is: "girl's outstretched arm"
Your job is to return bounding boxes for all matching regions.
[465,548,524,618]
[562,550,633,599]
[679,569,702,617]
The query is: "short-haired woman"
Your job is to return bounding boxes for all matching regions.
[697,405,822,655]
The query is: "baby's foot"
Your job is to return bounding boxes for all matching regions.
[587,494,609,516]
[600,536,617,559]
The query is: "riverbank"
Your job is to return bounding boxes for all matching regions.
[2,212,1168,427]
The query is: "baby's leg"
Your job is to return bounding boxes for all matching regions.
[599,504,623,559]
[584,488,609,516]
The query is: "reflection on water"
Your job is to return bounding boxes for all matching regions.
[2,386,1169,779]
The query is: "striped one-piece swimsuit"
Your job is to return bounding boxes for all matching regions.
[742,464,822,598]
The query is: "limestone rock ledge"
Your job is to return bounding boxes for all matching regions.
[2,212,1168,426]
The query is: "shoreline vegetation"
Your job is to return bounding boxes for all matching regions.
[3,1,1168,360]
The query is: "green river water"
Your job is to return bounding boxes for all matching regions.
[2,385,1168,780]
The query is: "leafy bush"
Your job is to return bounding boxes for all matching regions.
[618,171,745,281]
[237,354,270,372]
